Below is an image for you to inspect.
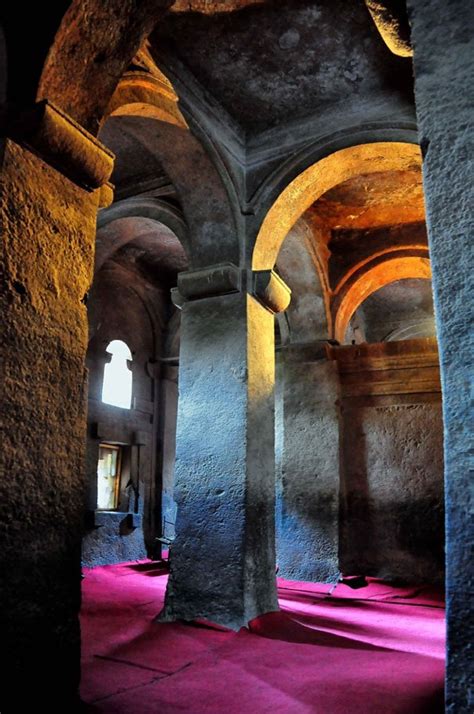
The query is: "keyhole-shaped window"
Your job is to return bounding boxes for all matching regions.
[102,340,133,409]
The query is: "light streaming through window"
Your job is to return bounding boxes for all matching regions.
[102,340,133,409]
[97,444,121,510]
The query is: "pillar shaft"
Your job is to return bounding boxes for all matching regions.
[0,102,113,709]
[276,345,340,583]
[406,2,474,710]
[161,265,290,629]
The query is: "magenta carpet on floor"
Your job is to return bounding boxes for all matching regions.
[81,561,445,713]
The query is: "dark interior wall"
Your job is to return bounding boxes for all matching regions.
[82,261,170,566]
[333,339,444,584]
[276,352,340,582]
[340,401,444,583]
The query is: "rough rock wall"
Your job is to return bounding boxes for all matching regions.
[340,401,444,583]
[276,355,340,582]
[406,1,474,709]
[0,139,99,708]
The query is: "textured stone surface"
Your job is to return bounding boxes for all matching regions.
[0,139,99,709]
[340,402,444,583]
[82,510,146,566]
[407,1,474,709]
[38,0,174,135]
[365,0,412,57]
[161,291,279,628]
[99,116,239,269]
[2,0,472,703]
[154,0,413,135]
[276,222,329,343]
[276,357,340,583]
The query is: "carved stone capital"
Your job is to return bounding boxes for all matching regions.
[251,269,291,314]
[172,263,241,308]
[171,264,291,314]
[9,100,114,191]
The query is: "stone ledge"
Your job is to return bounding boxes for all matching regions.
[9,100,115,190]
[172,263,291,314]
[87,510,142,529]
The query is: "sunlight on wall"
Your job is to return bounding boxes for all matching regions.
[102,340,133,409]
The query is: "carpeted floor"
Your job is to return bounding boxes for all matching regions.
[81,561,445,713]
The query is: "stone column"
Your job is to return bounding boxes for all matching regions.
[276,344,340,583]
[406,2,473,711]
[160,264,291,629]
[0,100,113,709]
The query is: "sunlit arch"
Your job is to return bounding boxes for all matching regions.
[333,256,432,343]
[105,71,188,129]
[252,142,422,270]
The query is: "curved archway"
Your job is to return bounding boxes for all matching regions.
[38,0,174,135]
[333,255,432,343]
[96,197,189,273]
[276,218,331,342]
[252,142,422,270]
[100,114,240,267]
[105,71,187,129]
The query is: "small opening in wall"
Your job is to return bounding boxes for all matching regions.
[102,339,132,409]
[97,444,122,510]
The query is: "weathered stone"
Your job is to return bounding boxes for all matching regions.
[407,0,474,708]
[160,288,281,629]
[276,353,340,583]
[2,1,473,705]
[0,137,102,709]
[82,254,170,566]
[340,402,444,583]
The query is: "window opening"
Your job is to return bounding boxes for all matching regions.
[102,339,132,409]
[97,444,122,510]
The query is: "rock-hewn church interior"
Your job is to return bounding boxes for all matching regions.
[1,1,472,712]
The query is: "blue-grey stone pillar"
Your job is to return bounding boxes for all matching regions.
[160,264,291,629]
[276,344,340,583]
[406,2,474,710]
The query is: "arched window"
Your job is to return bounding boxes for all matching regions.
[102,340,133,409]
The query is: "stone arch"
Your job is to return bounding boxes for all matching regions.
[37,0,174,135]
[99,114,240,267]
[105,70,187,129]
[333,254,432,343]
[96,197,189,273]
[34,1,241,266]
[252,141,422,270]
[276,218,331,342]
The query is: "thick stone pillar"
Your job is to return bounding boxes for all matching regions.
[0,100,113,709]
[406,2,473,711]
[160,264,290,629]
[276,344,340,583]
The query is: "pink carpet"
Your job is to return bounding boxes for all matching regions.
[81,562,445,713]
